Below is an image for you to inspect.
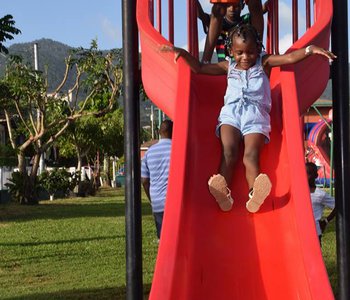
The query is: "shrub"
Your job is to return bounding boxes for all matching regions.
[39,168,77,198]
[5,171,39,204]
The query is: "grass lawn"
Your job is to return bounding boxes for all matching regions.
[0,188,158,300]
[0,188,337,299]
[322,209,338,297]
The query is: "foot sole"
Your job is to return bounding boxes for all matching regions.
[246,174,272,213]
[208,174,233,212]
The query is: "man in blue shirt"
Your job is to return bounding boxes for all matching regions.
[141,119,173,240]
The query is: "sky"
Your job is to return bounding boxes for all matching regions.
[2,0,123,50]
[2,0,350,54]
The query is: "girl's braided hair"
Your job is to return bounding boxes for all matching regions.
[226,23,263,54]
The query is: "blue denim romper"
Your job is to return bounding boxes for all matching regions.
[216,52,271,142]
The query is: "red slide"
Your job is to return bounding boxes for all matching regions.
[137,0,334,299]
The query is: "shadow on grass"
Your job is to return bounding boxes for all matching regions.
[4,284,152,300]
[0,235,124,247]
[0,202,152,222]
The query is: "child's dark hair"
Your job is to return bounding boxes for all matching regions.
[227,23,263,53]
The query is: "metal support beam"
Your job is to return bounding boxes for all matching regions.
[331,0,350,299]
[122,0,143,299]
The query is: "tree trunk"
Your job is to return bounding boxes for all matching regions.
[31,153,41,178]
[77,154,82,174]
[17,152,26,174]
[103,156,111,187]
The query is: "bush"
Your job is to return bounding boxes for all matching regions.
[39,168,77,198]
[5,171,39,204]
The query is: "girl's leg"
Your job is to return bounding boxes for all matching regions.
[208,124,240,211]
[242,133,265,189]
[219,124,242,185]
[243,133,271,213]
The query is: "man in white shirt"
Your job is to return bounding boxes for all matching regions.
[306,162,336,245]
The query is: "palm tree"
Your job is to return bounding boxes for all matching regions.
[0,14,21,54]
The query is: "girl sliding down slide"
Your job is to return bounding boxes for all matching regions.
[161,23,336,213]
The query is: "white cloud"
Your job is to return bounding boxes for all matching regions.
[279,2,293,30]
[277,1,307,53]
[279,1,306,37]
[279,33,293,54]
[100,16,121,48]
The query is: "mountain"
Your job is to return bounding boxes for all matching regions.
[0,38,75,93]
[0,38,155,127]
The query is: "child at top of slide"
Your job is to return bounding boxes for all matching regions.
[201,0,266,63]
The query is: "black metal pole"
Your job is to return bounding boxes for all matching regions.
[331,1,350,299]
[122,0,143,299]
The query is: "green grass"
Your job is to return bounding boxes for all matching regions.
[322,209,338,297]
[0,189,338,299]
[0,188,158,300]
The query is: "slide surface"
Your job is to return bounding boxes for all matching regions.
[137,0,334,299]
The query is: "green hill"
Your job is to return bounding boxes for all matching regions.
[0,38,75,93]
[0,38,155,129]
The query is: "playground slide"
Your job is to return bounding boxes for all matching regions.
[137,0,334,299]
[307,120,332,184]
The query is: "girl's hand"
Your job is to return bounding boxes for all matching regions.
[308,45,337,61]
[159,45,182,63]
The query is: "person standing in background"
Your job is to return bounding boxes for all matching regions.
[201,0,265,63]
[141,120,173,240]
[306,162,336,245]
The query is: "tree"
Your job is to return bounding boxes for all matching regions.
[57,95,124,189]
[96,108,124,186]
[0,41,123,204]
[0,15,21,54]
[57,115,103,172]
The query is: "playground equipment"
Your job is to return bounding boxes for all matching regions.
[306,118,333,187]
[124,0,349,299]
[136,0,334,299]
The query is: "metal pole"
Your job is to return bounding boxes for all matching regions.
[122,0,143,299]
[329,124,334,196]
[331,0,350,299]
[151,105,154,140]
[34,43,45,175]
[34,43,39,70]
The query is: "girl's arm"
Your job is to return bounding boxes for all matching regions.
[262,45,336,70]
[160,45,228,75]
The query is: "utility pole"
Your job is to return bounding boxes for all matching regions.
[34,43,45,175]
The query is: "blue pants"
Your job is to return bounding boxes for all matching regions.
[153,212,164,239]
